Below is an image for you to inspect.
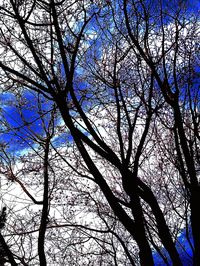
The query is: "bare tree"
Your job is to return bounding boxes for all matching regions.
[0,0,199,265]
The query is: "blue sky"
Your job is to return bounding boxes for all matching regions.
[153,226,193,265]
[0,91,70,154]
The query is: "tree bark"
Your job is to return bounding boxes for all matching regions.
[38,140,50,266]
[0,233,18,266]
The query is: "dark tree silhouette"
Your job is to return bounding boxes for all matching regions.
[0,0,199,265]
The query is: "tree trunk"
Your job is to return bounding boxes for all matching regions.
[38,140,50,266]
[190,189,200,265]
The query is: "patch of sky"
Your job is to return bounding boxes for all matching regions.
[139,0,200,29]
[186,0,200,14]
[176,64,200,110]
[153,226,193,265]
[0,91,57,154]
[51,132,73,148]
[153,59,199,110]
[0,84,91,154]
